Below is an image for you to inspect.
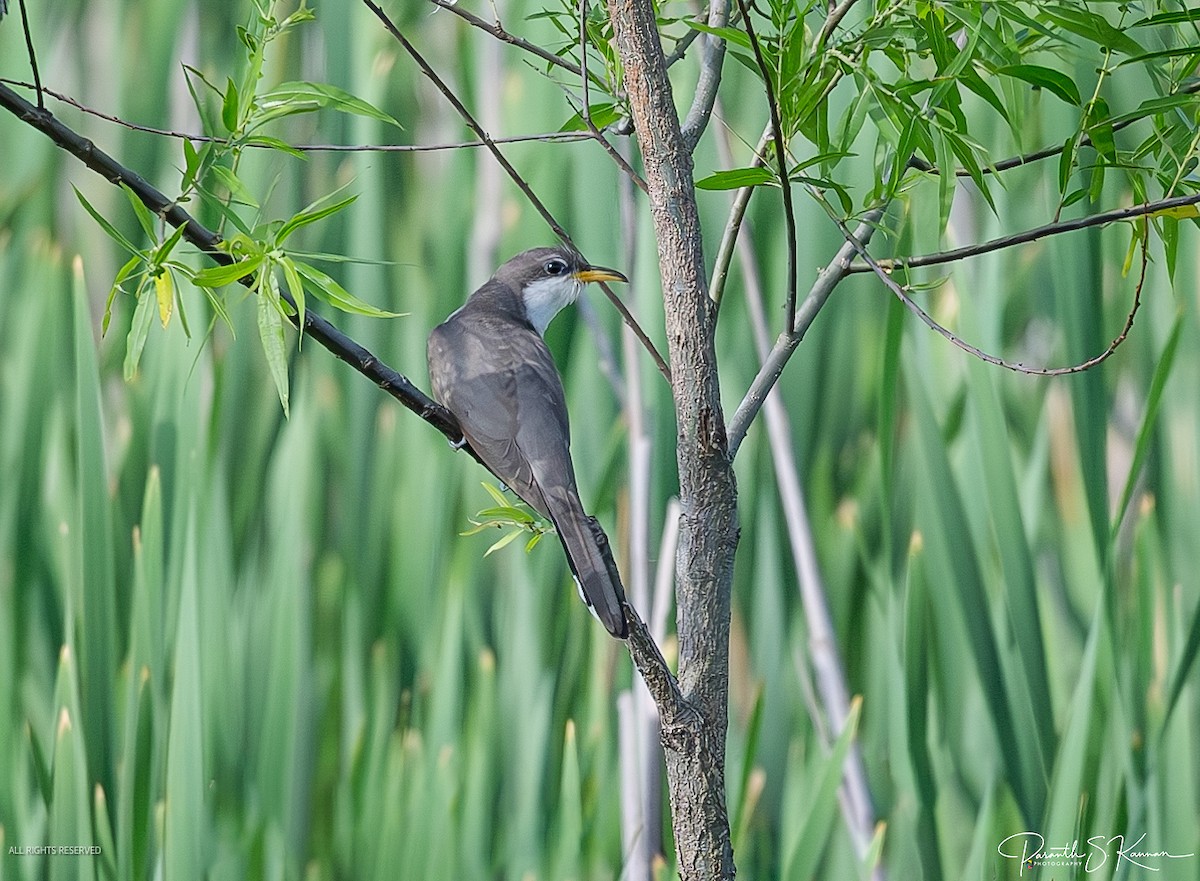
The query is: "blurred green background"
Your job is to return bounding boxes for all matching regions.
[2,1,1199,879]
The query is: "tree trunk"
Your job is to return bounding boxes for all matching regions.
[605,1,741,878]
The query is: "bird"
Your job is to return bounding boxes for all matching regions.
[427,245,630,638]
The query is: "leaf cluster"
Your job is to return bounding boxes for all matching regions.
[78,0,401,413]
[696,0,1200,239]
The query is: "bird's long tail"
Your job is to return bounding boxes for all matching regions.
[545,490,629,638]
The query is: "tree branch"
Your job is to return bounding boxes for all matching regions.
[577,0,649,193]
[1,79,604,150]
[824,194,1150,376]
[0,79,598,151]
[606,0,740,876]
[680,0,729,151]
[708,124,771,312]
[815,0,861,48]
[846,192,1200,274]
[726,209,884,458]
[908,79,1200,178]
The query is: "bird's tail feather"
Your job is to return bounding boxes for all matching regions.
[545,492,628,638]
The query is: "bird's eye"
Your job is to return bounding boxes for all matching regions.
[544,258,569,276]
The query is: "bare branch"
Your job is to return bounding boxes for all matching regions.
[708,122,771,311]
[824,195,1151,377]
[663,25,702,68]
[846,192,1200,274]
[680,0,730,151]
[725,209,884,458]
[364,0,672,383]
[0,78,600,152]
[426,0,606,88]
[815,0,861,48]
[13,0,44,110]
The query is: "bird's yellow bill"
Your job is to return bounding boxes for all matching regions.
[575,266,629,284]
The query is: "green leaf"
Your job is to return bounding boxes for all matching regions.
[783,697,863,881]
[257,277,290,416]
[681,20,752,50]
[484,529,522,557]
[1107,93,1200,128]
[154,268,173,328]
[1130,9,1200,27]
[280,256,307,339]
[1039,6,1145,56]
[222,76,241,133]
[254,81,401,129]
[1116,46,1200,68]
[276,191,358,244]
[1086,97,1116,162]
[1111,312,1183,541]
[121,183,159,239]
[209,165,260,209]
[934,128,955,232]
[244,135,308,159]
[73,186,140,255]
[152,221,188,266]
[1058,133,1078,194]
[996,64,1081,105]
[103,255,143,336]
[292,261,402,317]
[482,483,511,507]
[181,138,203,192]
[558,103,623,132]
[695,166,774,190]
[476,506,535,525]
[191,255,264,288]
[124,283,155,381]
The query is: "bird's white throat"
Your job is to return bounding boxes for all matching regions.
[522,275,583,336]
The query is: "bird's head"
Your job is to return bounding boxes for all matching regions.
[494,246,628,336]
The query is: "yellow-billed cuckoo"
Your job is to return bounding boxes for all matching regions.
[427,246,630,638]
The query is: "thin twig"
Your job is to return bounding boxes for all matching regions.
[426,0,606,88]
[910,70,1200,177]
[663,25,701,67]
[733,0,799,332]
[823,194,1150,376]
[0,77,598,152]
[847,191,1200,274]
[574,2,649,193]
[815,0,861,48]
[364,0,671,383]
[680,0,730,151]
[16,0,43,110]
[708,122,771,310]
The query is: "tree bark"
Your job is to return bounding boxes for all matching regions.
[604,2,740,878]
